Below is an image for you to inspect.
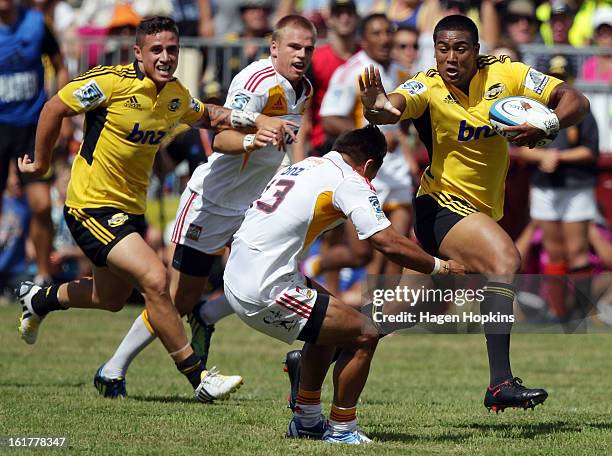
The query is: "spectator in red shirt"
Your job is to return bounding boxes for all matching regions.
[296,0,360,159]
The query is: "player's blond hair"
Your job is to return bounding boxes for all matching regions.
[272,15,317,42]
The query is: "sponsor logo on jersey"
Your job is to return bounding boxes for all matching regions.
[230,92,251,110]
[190,98,201,112]
[73,79,106,109]
[295,286,315,300]
[123,95,142,110]
[484,83,505,100]
[400,80,426,96]
[186,223,202,241]
[524,68,549,94]
[265,94,287,115]
[108,212,128,228]
[443,94,458,104]
[457,120,497,141]
[168,98,181,112]
[126,123,167,145]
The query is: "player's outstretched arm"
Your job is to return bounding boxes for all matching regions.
[359,64,405,125]
[213,127,284,155]
[198,105,298,143]
[18,95,76,176]
[369,226,465,275]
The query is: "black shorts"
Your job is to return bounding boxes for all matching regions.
[296,293,330,344]
[414,193,479,255]
[64,206,147,267]
[172,243,219,278]
[0,124,53,193]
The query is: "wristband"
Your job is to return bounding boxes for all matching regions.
[430,257,441,275]
[230,110,260,129]
[243,133,256,152]
[526,110,560,137]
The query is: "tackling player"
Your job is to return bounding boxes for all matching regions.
[93,15,317,400]
[223,125,464,444]
[15,16,293,402]
[360,15,590,411]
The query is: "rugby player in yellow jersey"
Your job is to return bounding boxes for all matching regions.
[360,15,590,411]
[15,16,295,402]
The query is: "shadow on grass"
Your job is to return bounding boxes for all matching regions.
[370,419,612,443]
[466,420,582,438]
[370,431,470,444]
[584,422,612,431]
[130,395,203,404]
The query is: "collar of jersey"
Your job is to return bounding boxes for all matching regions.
[325,151,351,174]
[133,60,145,80]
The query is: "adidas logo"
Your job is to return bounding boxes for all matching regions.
[443,94,458,104]
[272,97,284,110]
[124,95,142,110]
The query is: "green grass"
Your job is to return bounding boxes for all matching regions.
[1,304,611,454]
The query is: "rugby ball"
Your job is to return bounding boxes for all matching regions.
[489,96,556,146]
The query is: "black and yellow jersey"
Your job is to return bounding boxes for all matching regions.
[391,55,563,220]
[58,62,205,214]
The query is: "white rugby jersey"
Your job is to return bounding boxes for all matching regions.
[224,151,391,303]
[187,58,312,214]
[320,50,409,126]
[319,50,412,193]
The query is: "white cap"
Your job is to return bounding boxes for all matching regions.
[593,6,612,31]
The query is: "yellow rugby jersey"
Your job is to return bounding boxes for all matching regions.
[391,55,563,220]
[58,62,205,214]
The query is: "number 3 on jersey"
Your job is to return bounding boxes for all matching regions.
[256,179,295,213]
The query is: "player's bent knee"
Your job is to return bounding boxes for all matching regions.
[486,246,521,276]
[91,282,132,311]
[355,332,379,353]
[106,302,126,312]
[140,267,170,298]
[91,294,126,312]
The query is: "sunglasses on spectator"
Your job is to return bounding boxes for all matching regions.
[507,15,537,24]
[395,43,419,50]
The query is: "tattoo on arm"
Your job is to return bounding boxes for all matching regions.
[202,105,232,130]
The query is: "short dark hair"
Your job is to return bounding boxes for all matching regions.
[272,15,317,42]
[359,13,391,37]
[433,14,478,45]
[136,16,179,46]
[332,125,387,170]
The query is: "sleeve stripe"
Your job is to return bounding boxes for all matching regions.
[244,66,273,91]
[246,68,275,91]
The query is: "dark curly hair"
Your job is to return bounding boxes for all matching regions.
[136,16,179,46]
[332,124,387,170]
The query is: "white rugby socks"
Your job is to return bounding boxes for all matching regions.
[101,312,156,379]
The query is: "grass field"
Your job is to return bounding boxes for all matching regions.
[1,304,611,454]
